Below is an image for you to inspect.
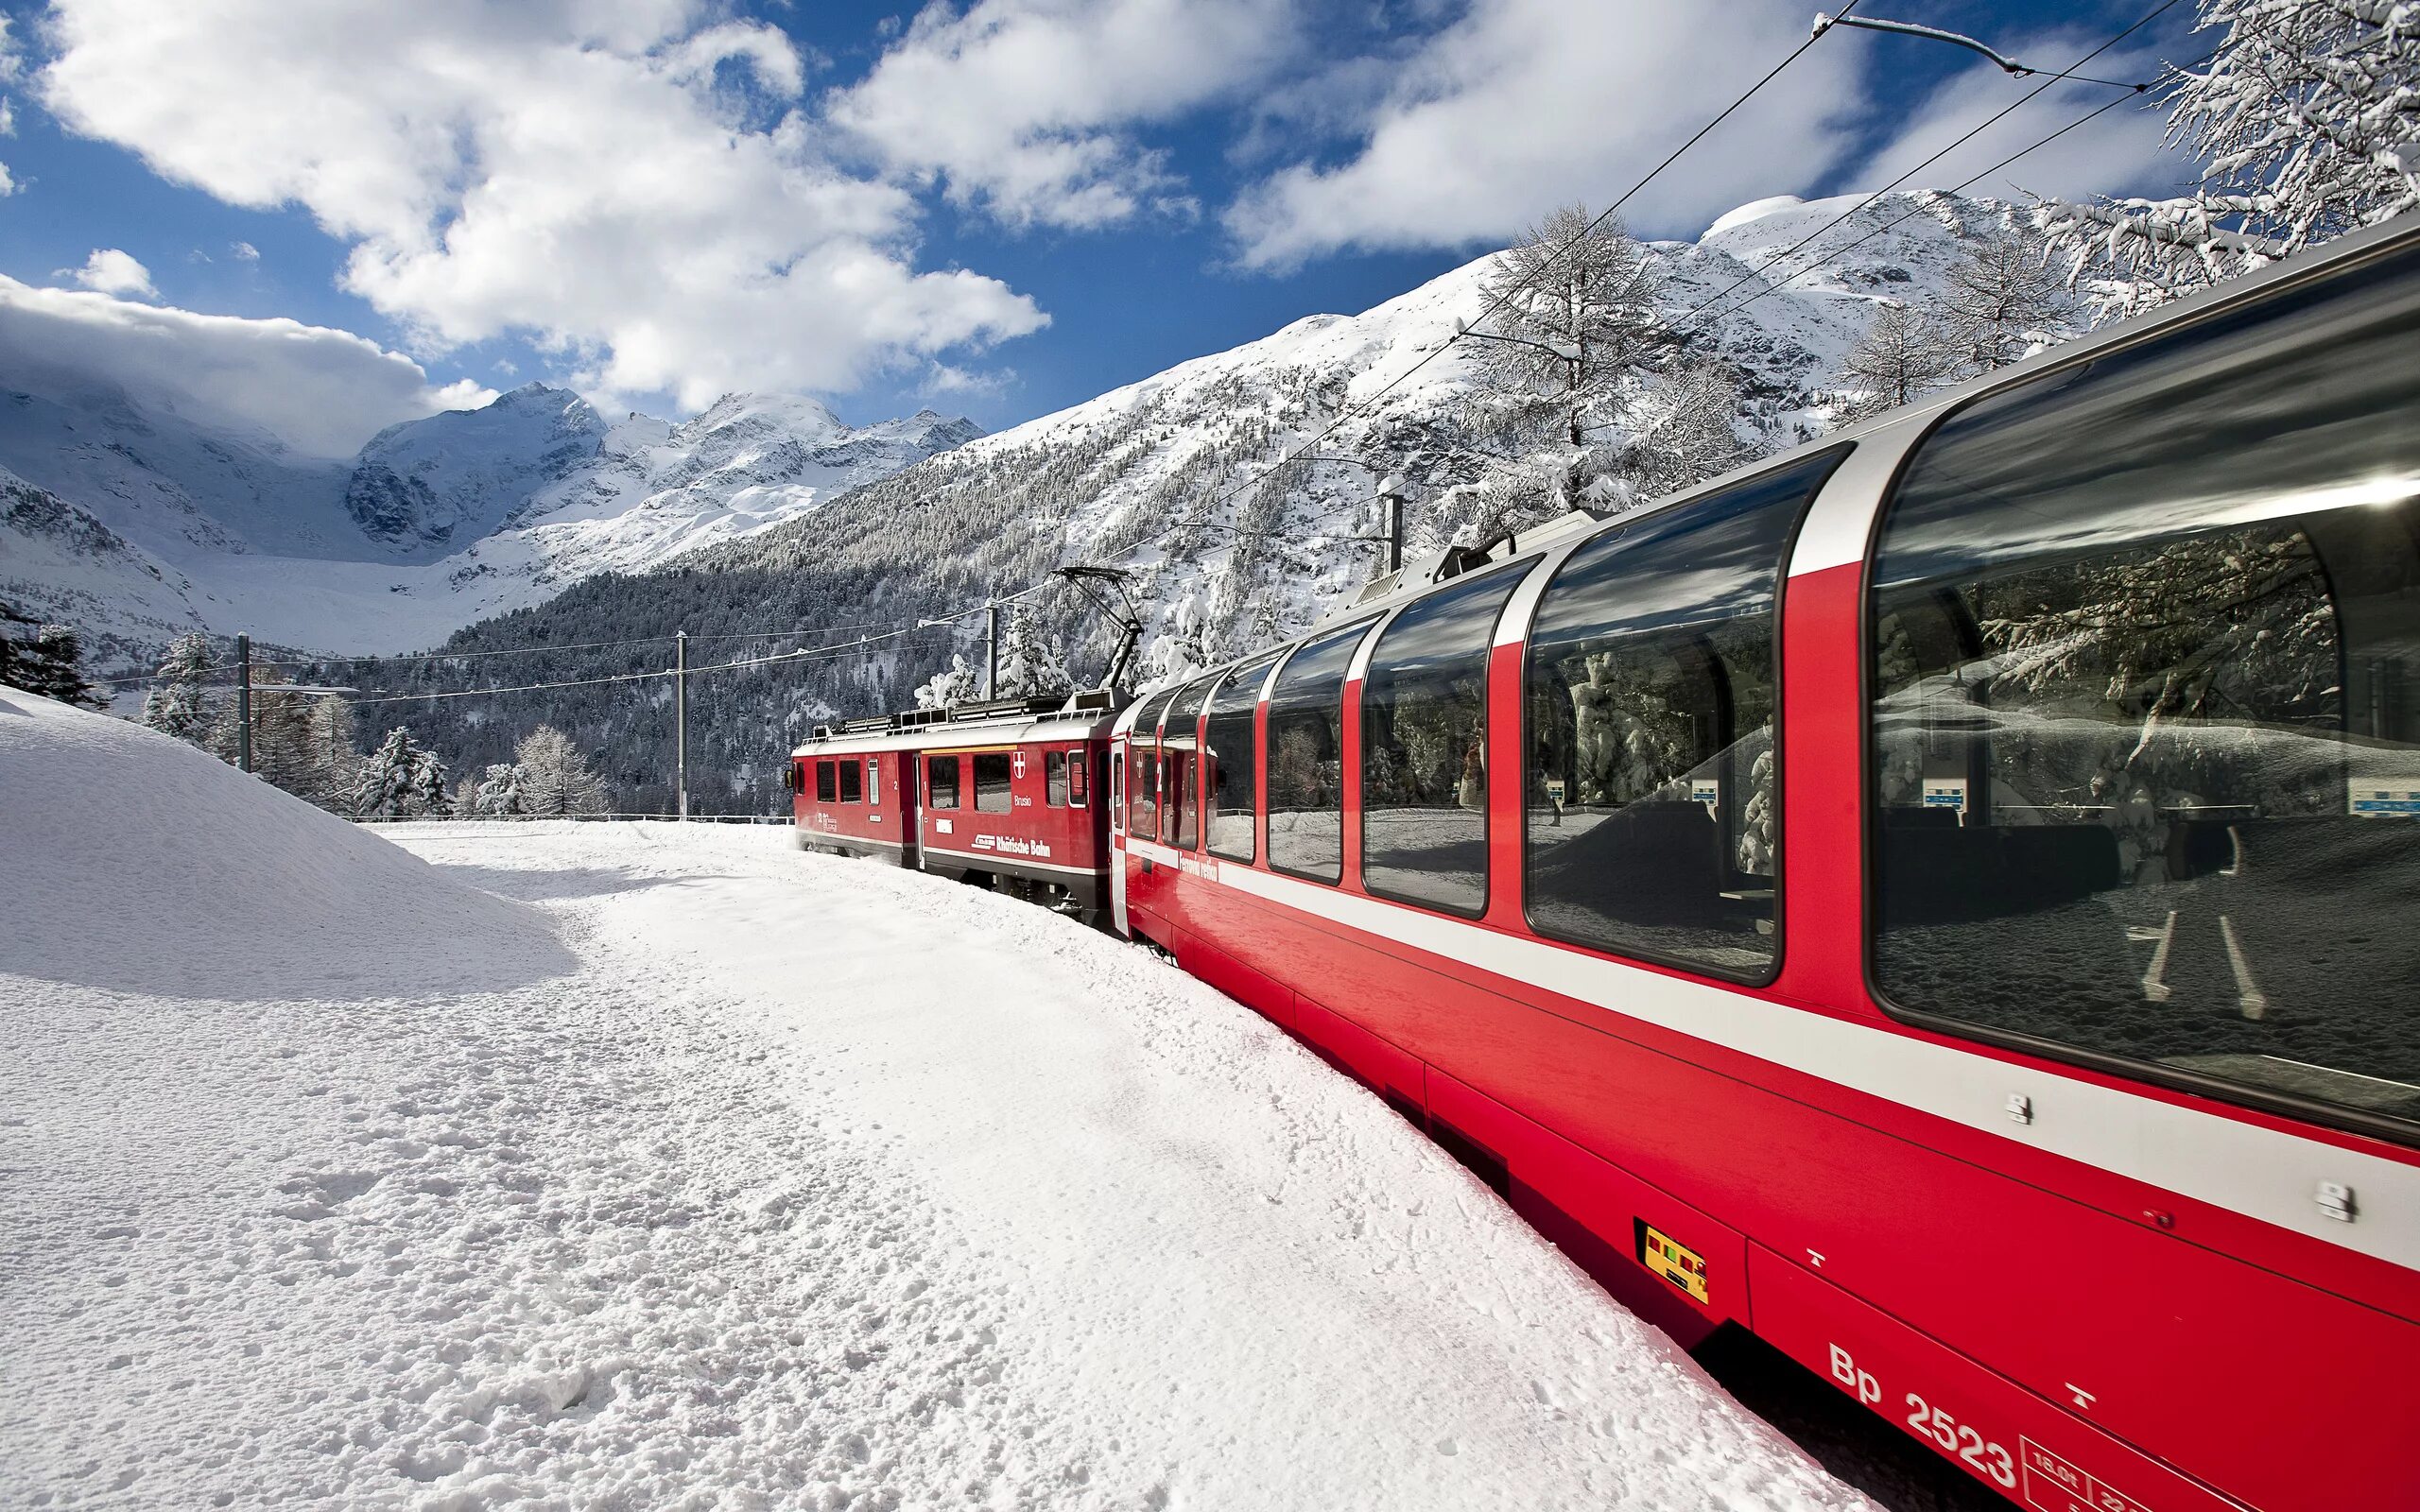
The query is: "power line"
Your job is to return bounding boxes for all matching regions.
[1675,0,2186,335]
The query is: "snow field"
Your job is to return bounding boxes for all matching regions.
[2,689,1878,1510]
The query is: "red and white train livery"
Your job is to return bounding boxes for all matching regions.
[803,216,2420,1510]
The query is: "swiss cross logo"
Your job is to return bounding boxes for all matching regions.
[1012,751,1028,778]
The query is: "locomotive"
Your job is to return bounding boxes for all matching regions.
[794,213,2420,1511]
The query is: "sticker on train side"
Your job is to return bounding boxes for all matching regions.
[1634,1220,1709,1304]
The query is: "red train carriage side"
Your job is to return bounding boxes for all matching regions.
[792,692,1119,914]
[1105,217,2420,1512]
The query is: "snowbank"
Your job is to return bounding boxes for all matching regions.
[0,685,568,997]
[2,709,1876,1509]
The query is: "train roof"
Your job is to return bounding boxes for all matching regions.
[1111,210,2420,740]
[791,688,1126,757]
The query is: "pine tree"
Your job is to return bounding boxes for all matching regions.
[515,725,608,816]
[1941,233,2076,371]
[1835,302,1967,423]
[472,763,528,816]
[6,613,106,709]
[913,654,984,710]
[2037,0,2420,321]
[1472,205,1663,442]
[994,610,1074,698]
[354,727,450,817]
[302,695,363,812]
[142,633,215,744]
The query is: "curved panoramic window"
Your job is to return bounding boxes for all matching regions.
[1526,450,1843,980]
[1163,679,1216,850]
[1205,652,1282,863]
[1869,238,2420,1136]
[1129,690,1176,839]
[1361,570,1522,916]
[1267,622,1374,883]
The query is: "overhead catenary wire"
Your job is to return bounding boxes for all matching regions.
[1673,0,2187,337]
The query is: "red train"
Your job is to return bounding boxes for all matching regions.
[795,215,2420,1511]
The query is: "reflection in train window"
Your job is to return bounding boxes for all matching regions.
[1526,451,1843,981]
[1268,623,1374,883]
[1361,571,1521,917]
[1869,237,2420,1133]
[815,760,838,803]
[928,754,960,810]
[1163,679,1216,850]
[975,752,1013,814]
[1206,652,1282,863]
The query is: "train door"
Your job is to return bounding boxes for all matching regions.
[1109,734,1129,935]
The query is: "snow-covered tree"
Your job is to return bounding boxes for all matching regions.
[515,725,607,816]
[913,653,984,710]
[302,695,363,812]
[141,633,215,743]
[354,727,451,818]
[1469,204,1663,453]
[2037,0,2420,322]
[993,610,1073,698]
[472,763,528,816]
[1941,232,2076,371]
[1835,301,1967,422]
[1613,366,1754,504]
[1,606,105,708]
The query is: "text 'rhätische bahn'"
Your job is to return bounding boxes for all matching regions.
[787,215,2420,1512]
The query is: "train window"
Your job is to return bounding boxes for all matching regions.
[975,751,1013,814]
[838,757,863,804]
[1527,450,1842,981]
[1362,571,1522,917]
[1869,240,2420,1135]
[1130,690,1178,838]
[1110,746,1123,833]
[1069,750,1089,807]
[1268,622,1375,883]
[928,754,960,810]
[815,760,838,803]
[1046,750,1069,807]
[1206,651,1283,863]
[867,758,880,805]
[1164,679,1215,850]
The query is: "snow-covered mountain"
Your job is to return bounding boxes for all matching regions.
[0,375,982,659]
[374,191,2034,813]
[660,189,2018,680]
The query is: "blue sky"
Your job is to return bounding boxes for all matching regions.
[0,1,2204,448]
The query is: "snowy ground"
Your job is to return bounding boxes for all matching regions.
[3,689,1881,1510]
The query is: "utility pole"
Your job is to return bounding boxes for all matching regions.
[1384,493,1405,574]
[675,629,688,821]
[985,602,999,699]
[235,632,253,774]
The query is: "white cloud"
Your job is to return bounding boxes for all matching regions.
[0,275,493,456]
[1,96,16,136]
[827,0,1293,230]
[1845,40,2191,208]
[1224,0,1873,268]
[64,248,157,299]
[36,0,1047,410]
[0,163,14,198]
[230,240,259,262]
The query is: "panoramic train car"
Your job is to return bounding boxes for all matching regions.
[1105,216,2420,1510]
[791,691,1118,912]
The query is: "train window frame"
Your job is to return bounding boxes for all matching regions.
[1266,620,1378,885]
[867,758,880,806]
[1070,749,1089,808]
[1857,240,2420,1147]
[815,759,838,803]
[1164,678,1216,850]
[1046,750,1069,807]
[1517,446,1847,988]
[928,753,960,810]
[1205,650,1284,865]
[838,757,863,804]
[1130,689,1180,839]
[974,750,1014,814]
[1358,567,1525,920]
[1109,743,1124,833]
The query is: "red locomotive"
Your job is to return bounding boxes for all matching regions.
[789,691,1116,915]
[800,215,2420,1511]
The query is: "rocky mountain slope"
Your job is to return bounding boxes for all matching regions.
[0,374,981,660]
